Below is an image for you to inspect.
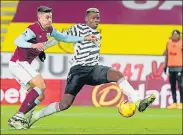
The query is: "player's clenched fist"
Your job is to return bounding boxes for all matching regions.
[32,43,45,51]
[84,35,97,42]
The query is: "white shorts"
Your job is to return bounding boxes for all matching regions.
[9,61,39,91]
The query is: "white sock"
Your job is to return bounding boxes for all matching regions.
[117,78,140,103]
[34,102,60,120]
[34,98,41,105]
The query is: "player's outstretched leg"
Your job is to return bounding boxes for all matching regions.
[107,68,156,112]
[27,94,75,128]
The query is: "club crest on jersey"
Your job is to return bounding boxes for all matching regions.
[39,35,42,38]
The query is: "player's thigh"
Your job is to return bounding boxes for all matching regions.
[88,65,110,85]
[18,61,45,90]
[65,73,86,96]
[9,61,41,90]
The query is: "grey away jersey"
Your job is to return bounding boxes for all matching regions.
[66,24,101,66]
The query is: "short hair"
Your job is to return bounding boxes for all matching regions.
[172,30,180,35]
[37,6,52,13]
[86,8,100,16]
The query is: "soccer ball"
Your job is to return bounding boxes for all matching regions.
[118,101,136,118]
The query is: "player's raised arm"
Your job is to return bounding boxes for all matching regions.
[51,28,96,43]
[44,25,78,49]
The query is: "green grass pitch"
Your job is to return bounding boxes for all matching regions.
[1,105,182,134]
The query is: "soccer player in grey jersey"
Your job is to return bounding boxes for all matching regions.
[27,8,156,128]
[8,6,96,129]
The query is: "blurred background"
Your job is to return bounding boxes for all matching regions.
[0,0,182,134]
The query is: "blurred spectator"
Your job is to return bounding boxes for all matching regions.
[164,30,183,109]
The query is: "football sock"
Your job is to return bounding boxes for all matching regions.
[18,87,42,114]
[34,94,75,120]
[117,78,141,105]
[22,98,41,114]
[34,102,60,120]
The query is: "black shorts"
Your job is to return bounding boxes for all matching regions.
[65,65,110,96]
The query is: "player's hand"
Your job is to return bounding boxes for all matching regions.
[84,35,97,42]
[32,43,45,51]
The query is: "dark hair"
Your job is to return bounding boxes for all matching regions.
[37,6,52,13]
[172,30,180,35]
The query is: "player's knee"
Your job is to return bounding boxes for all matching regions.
[31,80,46,91]
[115,71,123,81]
[39,84,46,91]
[107,69,124,82]
[30,75,46,91]
[35,83,46,92]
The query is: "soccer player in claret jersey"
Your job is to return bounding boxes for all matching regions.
[27,8,156,128]
[8,6,96,129]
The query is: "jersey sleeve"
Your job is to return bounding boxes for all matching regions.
[51,27,84,43]
[45,39,58,49]
[14,28,36,48]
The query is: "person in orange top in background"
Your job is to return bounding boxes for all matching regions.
[164,30,183,109]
